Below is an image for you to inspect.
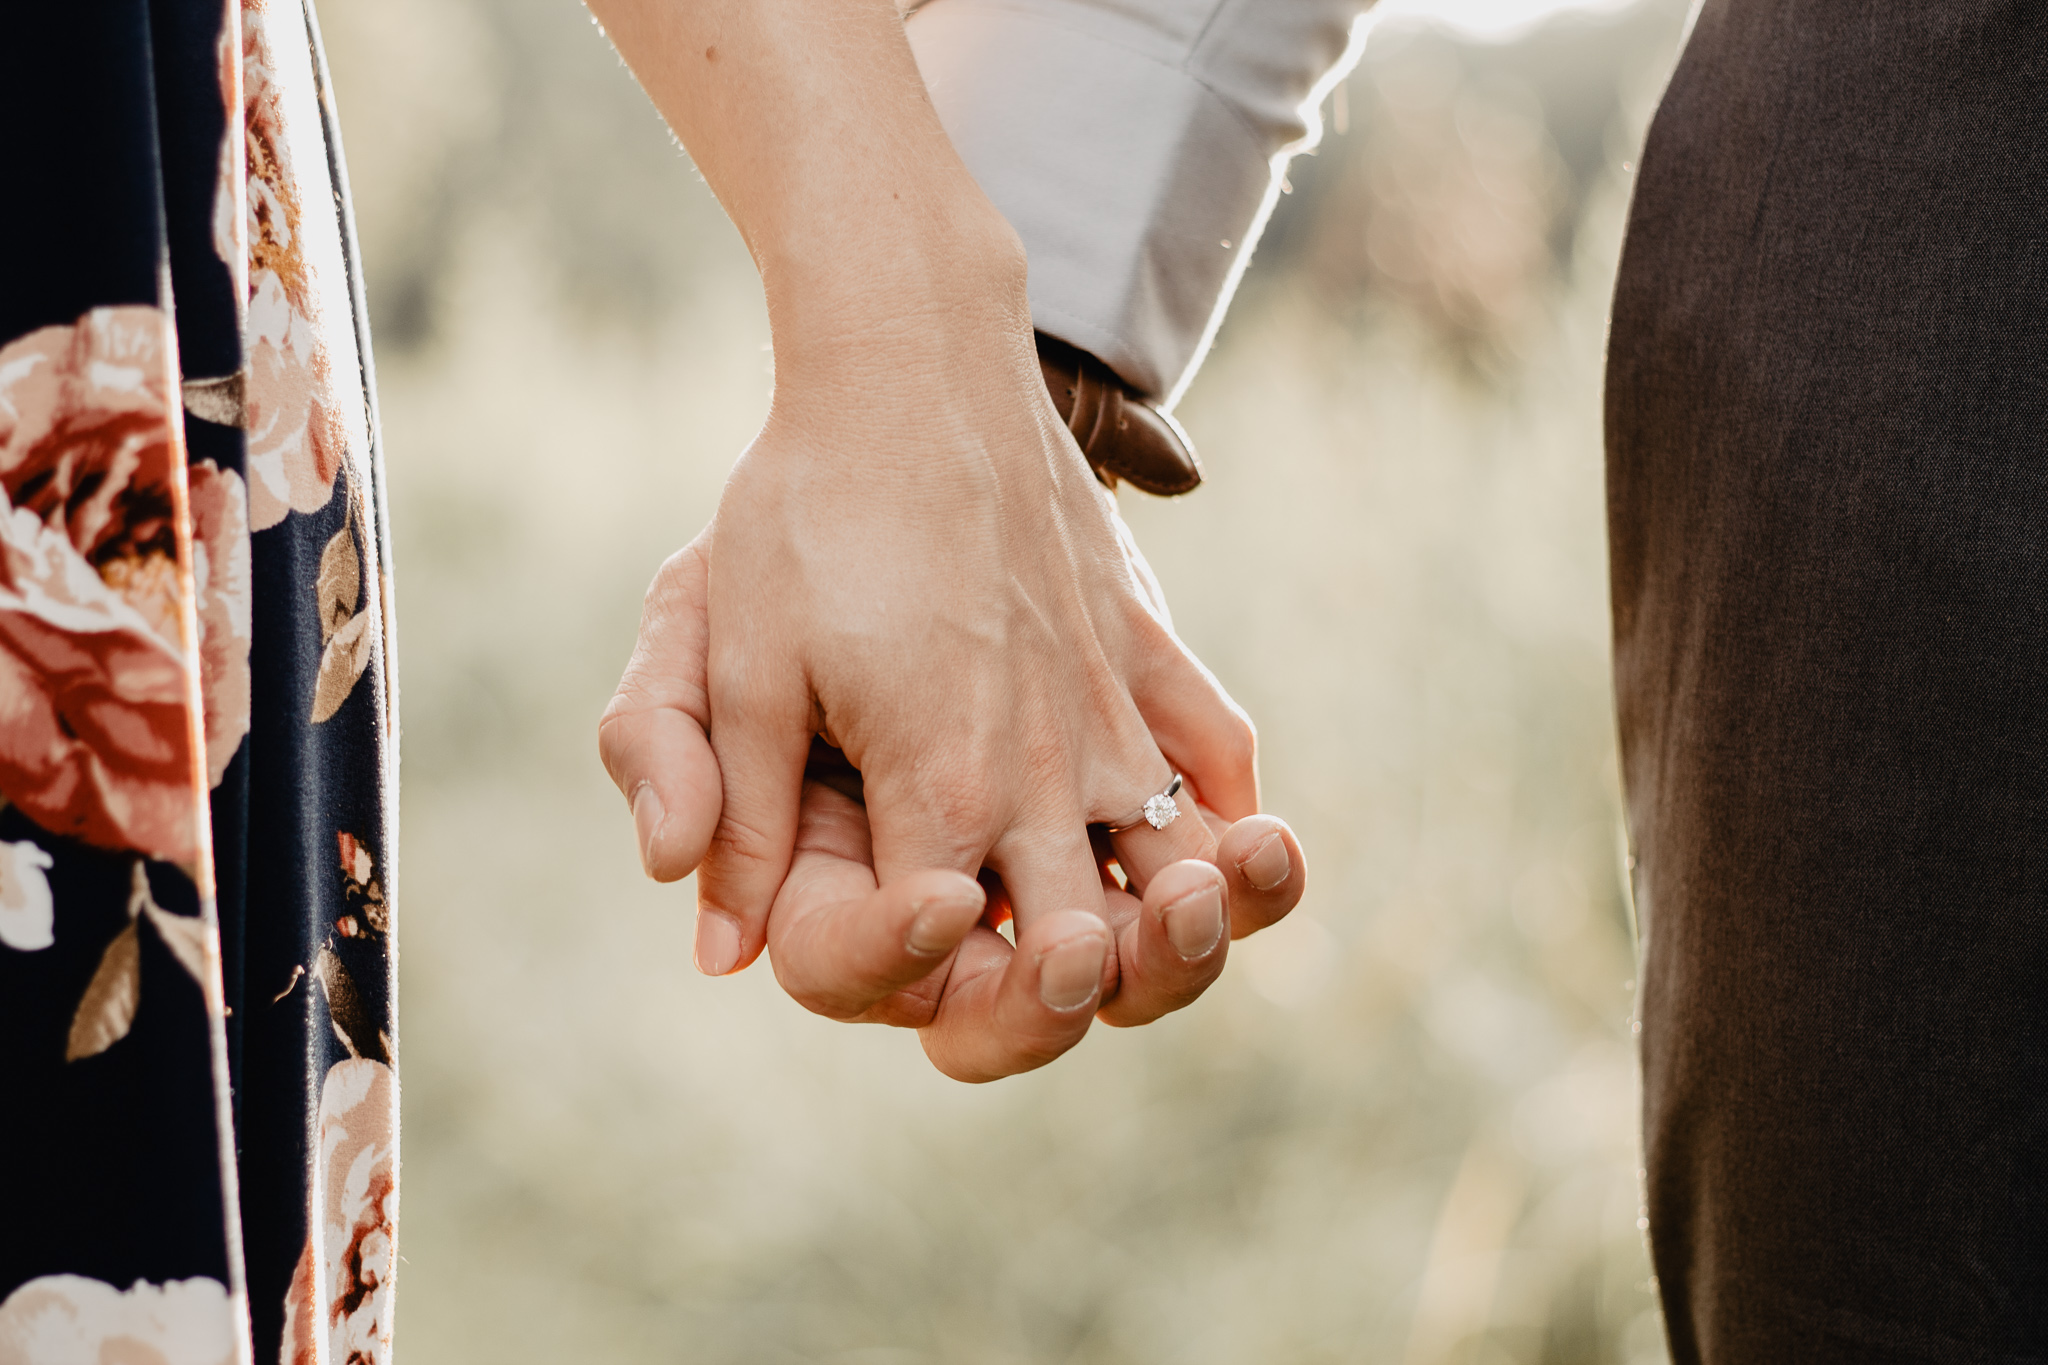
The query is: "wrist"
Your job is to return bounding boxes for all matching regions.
[759,187,1032,383]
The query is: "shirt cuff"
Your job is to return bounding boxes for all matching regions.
[908,0,1279,400]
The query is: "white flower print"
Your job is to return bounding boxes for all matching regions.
[0,1274,237,1365]
[0,837,55,951]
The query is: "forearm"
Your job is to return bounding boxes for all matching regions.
[586,0,1027,382]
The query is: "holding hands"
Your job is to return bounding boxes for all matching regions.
[590,0,1302,1079]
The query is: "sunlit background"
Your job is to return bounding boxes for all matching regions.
[319,0,1692,1358]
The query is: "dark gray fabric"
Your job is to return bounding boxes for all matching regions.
[1605,2,2048,1360]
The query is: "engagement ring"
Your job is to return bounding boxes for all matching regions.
[1106,774,1182,834]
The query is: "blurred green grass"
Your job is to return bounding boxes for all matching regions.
[321,1,1689,1359]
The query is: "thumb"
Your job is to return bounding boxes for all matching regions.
[599,532,722,881]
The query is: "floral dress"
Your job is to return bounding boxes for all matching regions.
[0,1,397,1361]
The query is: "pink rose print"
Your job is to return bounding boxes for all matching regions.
[189,459,251,786]
[336,831,373,886]
[334,831,388,936]
[282,1058,398,1365]
[0,307,200,864]
[0,308,255,865]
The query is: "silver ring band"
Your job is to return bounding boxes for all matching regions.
[1105,773,1183,834]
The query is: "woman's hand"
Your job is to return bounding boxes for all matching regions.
[765,769,1307,1082]
[691,281,1263,979]
[588,0,1302,1077]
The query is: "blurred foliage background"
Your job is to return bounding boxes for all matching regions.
[319,1,1692,1359]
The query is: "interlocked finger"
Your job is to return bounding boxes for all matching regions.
[766,780,985,1024]
[1133,639,1261,823]
[1104,773,1217,897]
[918,909,1111,1082]
[984,815,1111,938]
[598,536,723,882]
[1216,813,1305,940]
[1095,854,1229,1027]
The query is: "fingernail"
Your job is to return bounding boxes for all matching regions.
[1163,884,1225,960]
[1037,933,1105,1010]
[693,910,741,976]
[907,895,974,957]
[632,784,665,875]
[1236,831,1291,892]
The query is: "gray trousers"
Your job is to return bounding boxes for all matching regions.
[913,0,2048,1357]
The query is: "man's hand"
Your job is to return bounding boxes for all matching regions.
[767,766,1306,1081]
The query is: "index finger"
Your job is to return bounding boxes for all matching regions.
[598,535,722,881]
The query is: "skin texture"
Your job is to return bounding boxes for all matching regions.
[590,0,1305,1078]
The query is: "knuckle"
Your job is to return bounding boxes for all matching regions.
[636,575,686,636]
[597,690,645,741]
[933,786,1001,846]
[644,541,703,609]
[595,707,652,791]
[1219,712,1257,769]
[708,810,778,869]
[898,765,1006,851]
[705,648,764,709]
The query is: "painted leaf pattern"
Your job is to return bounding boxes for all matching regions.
[313,945,387,1063]
[311,609,373,723]
[62,862,223,1061]
[65,922,140,1062]
[143,902,215,1001]
[315,520,360,642]
[311,515,373,722]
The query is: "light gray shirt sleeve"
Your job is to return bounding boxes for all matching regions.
[907,0,1371,402]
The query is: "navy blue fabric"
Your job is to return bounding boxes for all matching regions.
[0,0,235,1303]
[0,2,394,1359]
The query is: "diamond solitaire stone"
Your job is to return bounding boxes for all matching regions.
[1142,792,1179,830]
[1107,774,1183,834]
